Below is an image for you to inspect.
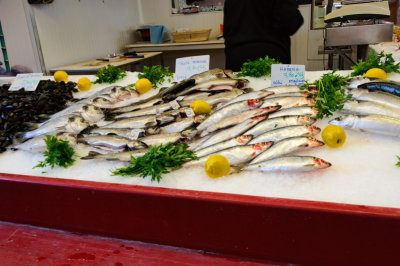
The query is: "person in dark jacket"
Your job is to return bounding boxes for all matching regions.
[223,0,304,71]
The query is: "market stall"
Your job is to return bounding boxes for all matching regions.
[1,66,400,264]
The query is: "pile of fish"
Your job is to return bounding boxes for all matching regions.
[0,80,77,153]
[330,78,400,137]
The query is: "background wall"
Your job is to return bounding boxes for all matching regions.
[31,0,141,71]
[0,0,42,72]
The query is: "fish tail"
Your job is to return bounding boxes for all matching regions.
[80,151,101,160]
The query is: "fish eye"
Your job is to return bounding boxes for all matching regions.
[69,117,75,122]
[80,118,85,123]
[111,88,116,93]
[94,106,100,110]
[335,117,343,121]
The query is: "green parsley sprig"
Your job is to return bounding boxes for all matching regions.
[111,143,198,182]
[134,65,173,88]
[396,155,400,167]
[34,135,76,169]
[93,65,127,84]
[237,56,281,78]
[301,70,351,119]
[351,50,400,76]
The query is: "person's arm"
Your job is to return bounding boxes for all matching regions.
[271,0,304,36]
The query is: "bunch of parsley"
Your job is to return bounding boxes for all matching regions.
[111,143,198,182]
[93,65,127,84]
[237,56,281,77]
[351,50,400,76]
[301,70,351,119]
[137,65,173,88]
[34,135,76,169]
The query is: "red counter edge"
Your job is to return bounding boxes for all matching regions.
[1,172,400,265]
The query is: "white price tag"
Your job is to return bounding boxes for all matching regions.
[271,64,305,86]
[169,100,180,110]
[175,55,210,82]
[9,73,43,91]
[185,107,195,118]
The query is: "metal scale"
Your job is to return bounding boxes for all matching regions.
[324,0,393,67]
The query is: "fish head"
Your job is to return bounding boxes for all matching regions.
[313,157,332,169]
[67,115,89,133]
[262,105,281,114]
[92,97,113,108]
[223,69,237,79]
[305,125,321,136]
[306,97,317,105]
[250,114,268,123]
[81,105,104,122]
[247,99,263,108]
[299,115,316,125]
[182,128,197,140]
[145,127,160,136]
[329,115,356,128]
[252,141,273,151]
[306,137,325,147]
[194,114,207,124]
[236,135,253,144]
[237,79,250,89]
[157,115,175,125]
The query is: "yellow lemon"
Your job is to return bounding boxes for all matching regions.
[190,100,211,115]
[54,71,68,83]
[321,125,346,148]
[135,78,152,94]
[77,77,92,91]
[364,68,387,79]
[204,154,230,178]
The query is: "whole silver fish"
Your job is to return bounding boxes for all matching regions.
[349,88,400,111]
[244,115,316,137]
[161,115,206,134]
[329,114,400,137]
[200,106,281,137]
[268,106,318,119]
[249,125,321,144]
[216,90,274,109]
[139,133,182,146]
[101,114,174,129]
[17,114,88,141]
[81,149,149,162]
[195,135,253,157]
[14,132,77,153]
[244,156,331,172]
[114,103,173,119]
[250,137,324,164]
[264,86,318,95]
[110,98,164,114]
[197,99,263,131]
[78,135,147,151]
[260,96,316,109]
[185,142,273,167]
[342,100,400,120]
[263,91,315,99]
[175,78,248,97]
[195,115,268,150]
[87,128,147,140]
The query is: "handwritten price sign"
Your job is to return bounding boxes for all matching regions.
[9,73,43,91]
[271,64,305,86]
[175,55,210,82]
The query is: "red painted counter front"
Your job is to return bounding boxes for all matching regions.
[1,172,400,265]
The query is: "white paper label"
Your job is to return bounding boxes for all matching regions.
[9,73,43,91]
[185,108,195,118]
[175,55,210,82]
[271,64,305,86]
[169,100,180,110]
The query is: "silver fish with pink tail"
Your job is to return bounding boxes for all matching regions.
[197,99,264,131]
[195,135,253,157]
[195,115,268,151]
[200,105,281,137]
[244,156,331,172]
[185,142,273,167]
[249,125,321,145]
[250,136,324,164]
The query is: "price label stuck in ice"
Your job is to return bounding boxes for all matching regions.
[175,55,210,82]
[271,64,305,86]
[9,73,43,91]
[184,108,195,118]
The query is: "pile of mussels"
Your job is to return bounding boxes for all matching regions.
[0,80,77,152]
